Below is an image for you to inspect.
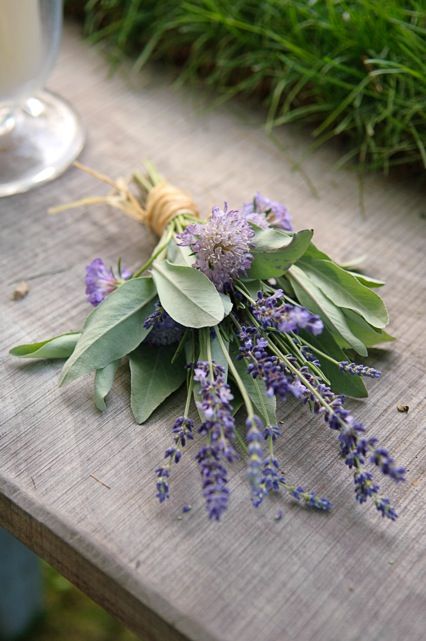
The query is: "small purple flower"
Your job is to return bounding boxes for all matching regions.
[246,416,265,506]
[375,497,398,521]
[193,360,238,519]
[252,290,323,336]
[144,303,185,346]
[243,192,292,231]
[289,485,332,511]
[85,258,131,306]
[155,416,194,503]
[196,446,230,521]
[194,361,237,462]
[177,203,254,291]
[155,467,170,503]
[239,324,405,519]
[339,361,381,379]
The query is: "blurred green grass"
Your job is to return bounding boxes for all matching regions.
[23,563,139,641]
[67,0,426,175]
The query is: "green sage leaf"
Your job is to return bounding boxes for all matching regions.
[289,265,368,356]
[346,271,385,288]
[10,332,80,359]
[95,360,119,411]
[299,258,388,328]
[60,277,156,385]
[248,229,313,279]
[342,309,395,346]
[152,260,224,328]
[129,343,186,424]
[220,293,233,317]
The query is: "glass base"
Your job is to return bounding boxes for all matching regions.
[0,90,85,197]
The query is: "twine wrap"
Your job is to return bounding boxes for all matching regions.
[144,182,199,237]
[49,163,200,238]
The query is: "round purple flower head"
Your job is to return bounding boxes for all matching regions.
[177,203,254,291]
[144,303,185,346]
[85,258,132,306]
[243,192,292,231]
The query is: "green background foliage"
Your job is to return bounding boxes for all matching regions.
[67,0,426,174]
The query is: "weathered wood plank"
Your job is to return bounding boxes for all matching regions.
[1,24,425,641]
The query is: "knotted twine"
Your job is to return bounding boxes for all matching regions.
[49,162,200,237]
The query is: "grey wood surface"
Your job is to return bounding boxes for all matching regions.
[1,24,425,641]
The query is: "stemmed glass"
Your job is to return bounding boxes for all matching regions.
[0,0,85,197]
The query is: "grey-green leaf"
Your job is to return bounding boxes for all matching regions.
[248,229,313,279]
[10,332,80,359]
[252,228,294,251]
[300,258,388,328]
[129,344,186,424]
[152,260,224,328]
[220,293,233,317]
[95,360,119,411]
[60,277,156,385]
[289,265,368,356]
[343,309,395,346]
[346,271,385,288]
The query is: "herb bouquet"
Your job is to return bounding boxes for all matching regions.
[10,164,405,521]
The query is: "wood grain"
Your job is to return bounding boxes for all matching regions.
[1,23,425,641]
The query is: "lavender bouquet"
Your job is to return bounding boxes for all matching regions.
[10,163,405,522]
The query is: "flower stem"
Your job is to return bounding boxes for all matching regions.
[214,326,255,418]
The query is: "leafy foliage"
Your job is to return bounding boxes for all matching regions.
[70,0,426,173]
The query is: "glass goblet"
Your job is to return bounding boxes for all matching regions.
[0,0,85,197]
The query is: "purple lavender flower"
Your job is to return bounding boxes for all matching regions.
[238,324,405,520]
[243,192,292,231]
[246,416,265,506]
[339,361,381,379]
[193,360,237,519]
[375,497,398,521]
[155,416,193,503]
[85,258,131,306]
[177,203,254,291]
[289,485,332,511]
[194,361,237,462]
[252,290,323,336]
[370,447,406,482]
[144,303,185,346]
[155,467,170,503]
[238,326,305,401]
[196,446,230,521]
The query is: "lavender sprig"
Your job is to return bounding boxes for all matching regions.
[193,360,237,519]
[155,416,194,502]
[238,322,405,520]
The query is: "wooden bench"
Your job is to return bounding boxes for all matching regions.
[1,24,425,641]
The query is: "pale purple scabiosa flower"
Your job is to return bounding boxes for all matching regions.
[193,360,237,519]
[85,258,131,306]
[144,303,185,346]
[177,203,254,291]
[243,192,292,231]
[252,290,323,336]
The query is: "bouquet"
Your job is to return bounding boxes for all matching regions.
[10,163,405,522]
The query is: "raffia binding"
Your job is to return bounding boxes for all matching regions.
[48,162,200,238]
[144,182,199,237]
